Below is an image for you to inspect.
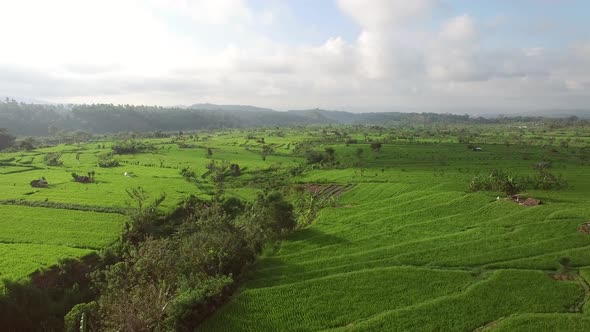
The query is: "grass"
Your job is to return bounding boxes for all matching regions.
[2,125,590,330]
[199,131,590,331]
[0,243,93,284]
[0,130,306,284]
[0,205,125,249]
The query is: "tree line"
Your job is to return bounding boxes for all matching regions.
[4,99,586,138]
[0,188,298,331]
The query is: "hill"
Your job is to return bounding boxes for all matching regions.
[1,100,587,137]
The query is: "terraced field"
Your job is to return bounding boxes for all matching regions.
[0,130,305,285]
[1,126,589,330]
[0,206,125,282]
[202,148,590,331]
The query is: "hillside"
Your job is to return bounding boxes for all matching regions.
[3,100,586,137]
[201,142,590,331]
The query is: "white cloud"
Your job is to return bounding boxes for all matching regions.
[439,14,478,43]
[0,0,588,111]
[337,0,440,28]
[148,0,253,25]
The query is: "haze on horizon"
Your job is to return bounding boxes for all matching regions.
[1,0,589,113]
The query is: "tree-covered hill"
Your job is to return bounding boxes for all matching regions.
[1,99,587,136]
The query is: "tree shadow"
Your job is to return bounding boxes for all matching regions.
[244,228,351,288]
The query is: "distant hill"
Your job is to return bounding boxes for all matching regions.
[190,103,276,113]
[1,100,587,136]
[288,109,359,123]
[514,109,590,119]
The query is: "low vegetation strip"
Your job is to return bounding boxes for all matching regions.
[0,199,128,214]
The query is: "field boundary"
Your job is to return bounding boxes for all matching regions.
[0,199,128,214]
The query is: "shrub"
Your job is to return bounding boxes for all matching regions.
[30,177,48,188]
[325,147,336,163]
[345,138,358,145]
[229,163,241,176]
[305,150,327,165]
[370,142,382,153]
[44,152,63,166]
[97,154,120,168]
[257,191,296,234]
[526,161,568,190]
[112,140,153,154]
[64,302,99,332]
[0,128,16,150]
[180,167,197,182]
[72,171,95,183]
[469,169,525,196]
[261,145,273,161]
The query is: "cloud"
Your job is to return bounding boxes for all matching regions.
[148,0,253,25]
[0,0,589,111]
[337,0,441,28]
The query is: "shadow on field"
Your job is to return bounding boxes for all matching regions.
[248,228,352,286]
[286,227,351,248]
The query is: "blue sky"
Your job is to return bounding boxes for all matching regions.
[0,0,589,112]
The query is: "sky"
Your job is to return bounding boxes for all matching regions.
[1,0,589,113]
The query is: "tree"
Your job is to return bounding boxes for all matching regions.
[229,163,241,176]
[370,142,382,153]
[18,137,35,151]
[44,152,64,166]
[72,130,92,143]
[325,147,336,163]
[261,145,273,161]
[206,160,229,196]
[305,150,326,165]
[48,125,59,137]
[126,186,150,211]
[257,192,296,235]
[0,128,15,150]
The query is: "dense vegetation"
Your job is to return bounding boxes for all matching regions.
[1,113,590,331]
[2,99,588,138]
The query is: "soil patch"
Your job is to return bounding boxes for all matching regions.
[579,222,590,234]
[507,195,542,207]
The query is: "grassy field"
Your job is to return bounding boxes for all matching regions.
[0,129,306,285]
[1,124,590,330]
[199,130,590,331]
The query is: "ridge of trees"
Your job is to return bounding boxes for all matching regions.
[3,99,587,137]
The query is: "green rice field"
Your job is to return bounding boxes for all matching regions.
[1,125,590,330]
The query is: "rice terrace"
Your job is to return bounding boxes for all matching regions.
[2,1,590,331]
[1,101,589,331]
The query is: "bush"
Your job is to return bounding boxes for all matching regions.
[370,142,382,152]
[258,191,296,234]
[64,302,99,332]
[527,161,568,190]
[44,152,63,166]
[469,169,525,196]
[72,171,95,183]
[229,163,241,176]
[180,167,197,183]
[345,138,358,145]
[30,177,48,188]
[0,128,16,150]
[112,140,153,154]
[86,192,297,331]
[305,150,327,165]
[97,154,120,168]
